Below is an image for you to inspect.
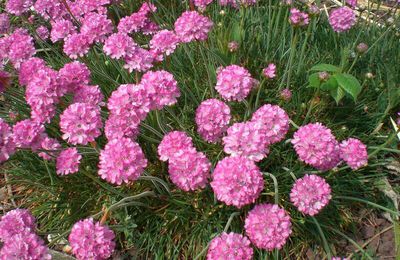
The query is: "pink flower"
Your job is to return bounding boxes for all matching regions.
[158,131,194,162]
[215,65,258,101]
[0,208,35,242]
[228,41,239,52]
[69,218,115,260]
[263,63,276,79]
[1,29,36,68]
[168,149,211,191]
[141,70,180,110]
[123,47,154,72]
[81,12,113,43]
[74,84,104,106]
[34,0,67,20]
[174,11,213,43]
[56,147,82,175]
[0,119,15,163]
[290,174,331,216]
[196,99,231,143]
[59,61,91,93]
[104,114,140,140]
[0,230,51,260]
[339,138,367,170]
[207,232,253,260]
[251,104,290,144]
[223,122,269,162]
[64,33,92,59]
[141,20,160,35]
[50,19,77,43]
[38,136,61,160]
[346,0,357,7]
[117,12,148,34]
[291,123,341,171]
[0,14,10,34]
[280,88,292,101]
[219,0,257,7]
[19,57,46,86]
[194,0,214,9]
[103,33,137,59]
[5,0,33,16]
[149,30,180,58]
[245,203,292,250]
[329,7,356,33]
[36,25,49,40]
[60,103,102,145]
[98,138,147,185]
[70,0,110,17]
[289,8,309,27]
[210,156,264,208]
[12,119,44,148]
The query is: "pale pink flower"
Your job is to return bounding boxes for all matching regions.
[103,33,137,59]
[38,136,61,160]
[59,61,91,93]
[50,19,77,43]
[194,0,214,10]
[19,57,46,86]
[149,30,180,58]
[12,119,44,149]
[34,0,67,20]
[280,88,292,101]
[158,131,194,162]
[36,25,49,40]
[104,114,140,140]
[123,47,154,72]
[0,14,10,34]
[174,11,213,43]
[63,33,92,59]
[74,84,104,106]
[80,12,113,43]
[5,0,33,16]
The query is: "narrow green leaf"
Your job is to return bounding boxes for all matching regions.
[310,63,340,72]
[334,73,362,101]
[308,73,320,88]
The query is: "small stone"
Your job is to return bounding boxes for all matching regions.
[361,226,375,239]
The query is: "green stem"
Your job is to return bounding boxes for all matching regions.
[263,172,279,204]
[311,217,332,259]
[223,212,240,232]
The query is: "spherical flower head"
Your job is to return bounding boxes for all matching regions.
[69,218,115,260]
[38,136,61,160]
[74,84,104,106]
[174,11,213,43]
[12,119,44,148]
[149,30,180,57]
[59,61,91,93]
[251,104,290,144]
[104,114,140,140]
[141,70,180,110]
[0,208,36,242]
[280,88,292,101]
[215,65,258,101]
[7,29,36,68]
[117,12,148,34]
[196,98,231,143]
[263,63,276,79]
[194,0,214,10]
[64,33,92,59]
[60,103,102,145]
[34,0,68,20]
[207,232,253,260]
[329,7,356,33]
[123,47,154,72]
[81,12,113,43]
[0,118,15,163]
[36,25,49,40]
[210,156,264,208]
[56,147,82,175]
[290,174,331,216]
[50,19,77,43]
[245,203,292,250]
[158,131,194,162]
[19,57,46,86]
[70,0,111,17]
[291,123,341,171]
[168,149,211,191]
[289,8,309,27]
[356,42,368,54]
[0,13,10,34]
[339,138,367,170]
[0,230,51,260]
[228,41,239,52]
[98,138,147,185]
[223,121,269,162]
[5,0,33,15]
[103,33,137,59]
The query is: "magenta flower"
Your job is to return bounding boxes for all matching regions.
[19,57,46,86]
[0,14,10,34]
[50,19,77,43]
[339,138,368,170]
[104,114,140,141]
[103,33,137,59]
[223,121,269,162]
[207,232,254,260]
[5,0,33,16]
[245,203,292,250]
[280,88,292,101]
[0,208,36,242]
[64,33,92,59]
[34,0,67,20]
[174,11,213,43]
[158,131,194,162]
[329,7,356,32]
[81,12,113,43]
[196,99,231,143]
[0,29,36,69]
[168,149,211,191]
[289,8,309,27]
[142,20,160,35]
[117,12,148,34]
[141,70,180,110]
[228,41,239,52]
[60,103,102,145]
[98,138,147,185]
[56,148,82,175]
[123,47,154,72]
[215,65,258,101]
[38,136,61,160]
[149,30,180,59]
[59,61,91,93]
[36,25,49,40]
[74,84,104,106]
[12,119,44,149]
[251,104,290,145]
[69,218,115,260]
[194,0,214,9]
[210,156,264,208]
[290,174,332,216]
[263,63,276,79]
[0,118,15,163]
[291,123,341,171]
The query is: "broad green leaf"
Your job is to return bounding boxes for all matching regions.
[330,86,345,104]
[308,73,320,88]
[310,63,340,72]
[320,77,338,91]
[334,73,362,101]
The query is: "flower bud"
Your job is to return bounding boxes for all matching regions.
[356,43,368,54]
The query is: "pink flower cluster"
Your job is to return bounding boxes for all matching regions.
[12,119,44,149]
[245,203,292,250]
[0,209,51,259]
[215,65,258,101]
[263,63,276,79]
[59,61,91,92]
[0,14,10,34]
[117,2,156,34]
[174,11,213,43]
[289,8,309,27]
[0,29,35,68]
[50,19,77,43]
[158,131,211,191]
[195,99,231,143]
[194,0,214,10]
[56,147,82,175]
[207,232,254,260]
[339,138,368,169]
[329,7,356,32]
[219,0,258,8]
[210,156,264,208]
[290,174,332,216]
[5,0,33,16]
[69,218,115,260]
[0,119,15,163]
[150,30,180,60]
[36,26,50,40]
